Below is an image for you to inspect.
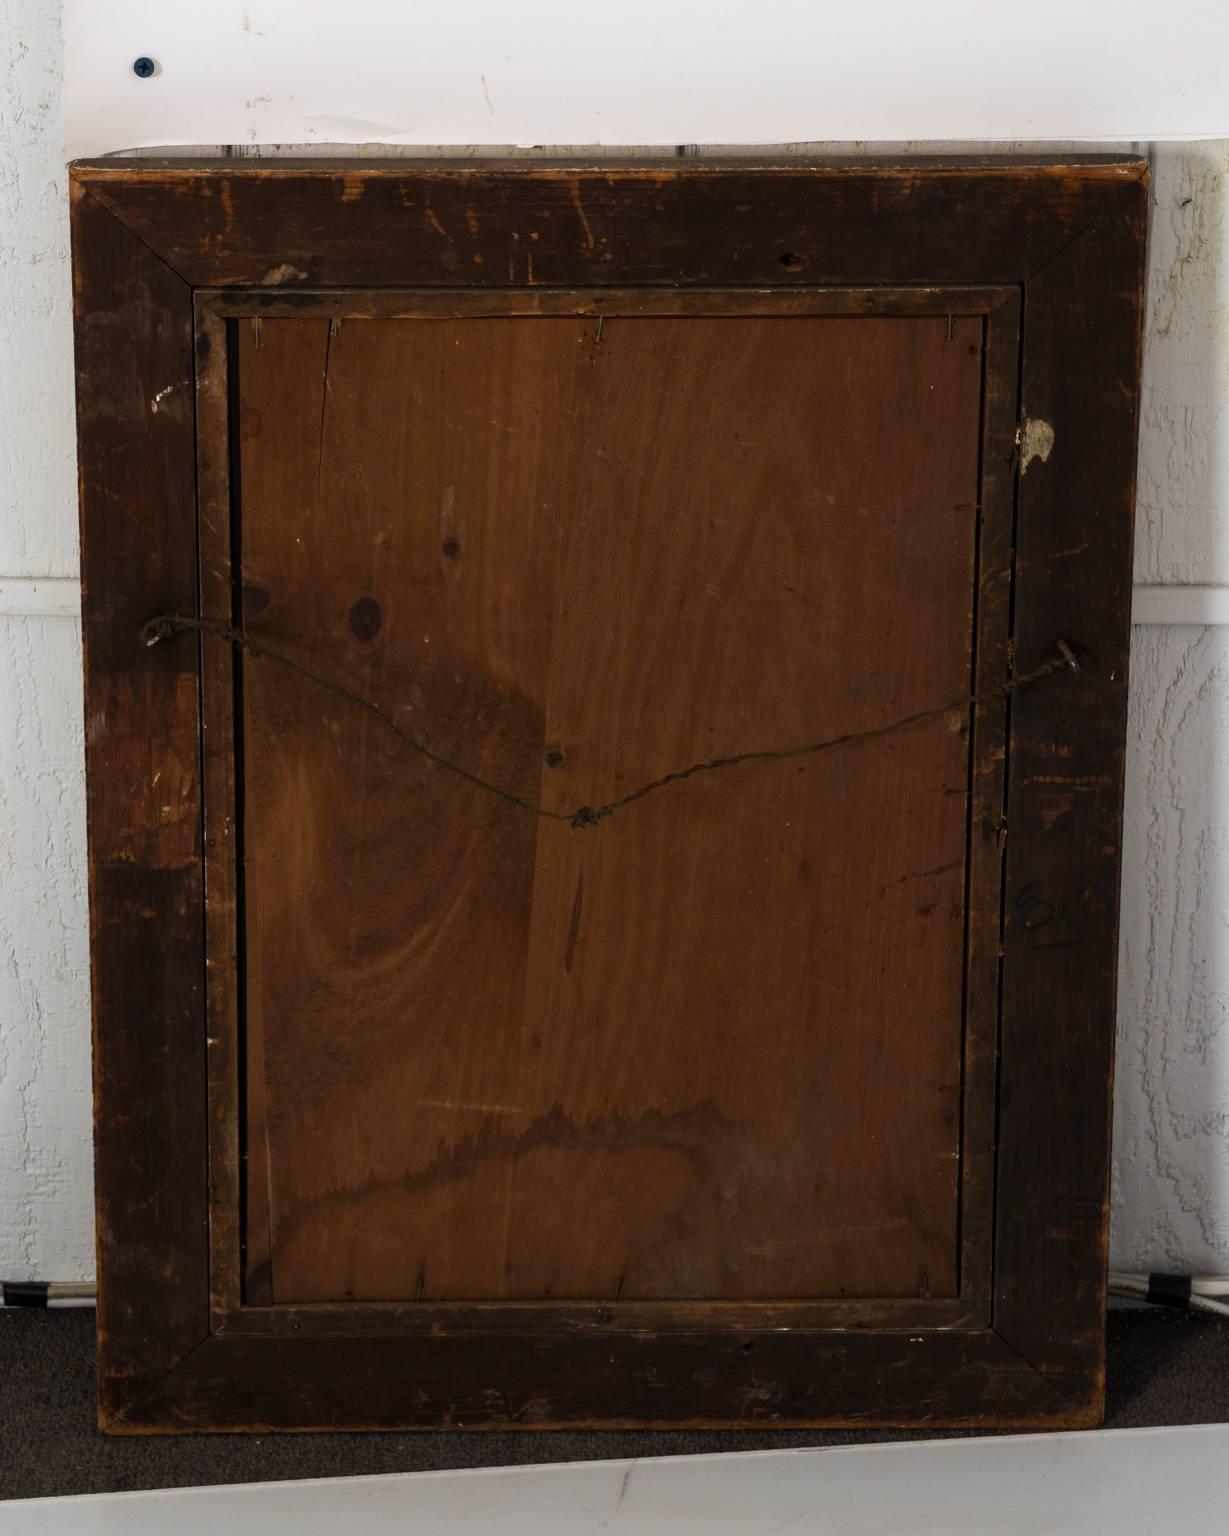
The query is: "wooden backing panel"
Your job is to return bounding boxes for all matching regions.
[995,182,1148,1413]
[111,1327,1075,1433]
[75,162,1143,291]
[232,317,338,1306]
[202,284,1015,1323]
[70,186,208,1420]
[235,315,577,1303]
[508,313,984,1302]
[234,308,985,1304]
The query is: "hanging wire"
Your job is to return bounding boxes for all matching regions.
[141,612,1080,830]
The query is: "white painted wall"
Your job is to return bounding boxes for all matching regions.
[60,0,1229,156]
[0,0,93,1281]
[1114,140,1229,1270]
[3,5,1228,1281]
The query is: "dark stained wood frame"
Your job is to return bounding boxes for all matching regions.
[71,156,1147,1433]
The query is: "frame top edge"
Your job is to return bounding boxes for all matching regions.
[68,154,1149,182]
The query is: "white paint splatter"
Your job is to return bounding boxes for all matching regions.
[150,381,186,413]
[261,262,309,285]
[1020,416,1055,475]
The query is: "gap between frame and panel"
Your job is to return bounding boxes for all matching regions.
[194,284,1021,1341]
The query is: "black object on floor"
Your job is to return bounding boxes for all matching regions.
[3,1309,1228,1500]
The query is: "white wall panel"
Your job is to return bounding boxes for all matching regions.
[0,0,77,578]
[1114,626,1229,1269]
[0,616,92,1280]
[62,0,1229,158]
[1136,143,1229,585]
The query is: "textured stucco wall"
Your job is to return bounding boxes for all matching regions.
[0,0,93,1279]
[1113,140,1229,1270]
[1116,625,1229,1268]
[1,10,1227,1279]
[1135,143,1229,587]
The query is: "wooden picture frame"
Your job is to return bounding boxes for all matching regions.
[71,156,1147,1432]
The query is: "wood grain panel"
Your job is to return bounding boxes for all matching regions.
[509,315,982,1302]
[237,315,577,1303]
[236,309,984,1303]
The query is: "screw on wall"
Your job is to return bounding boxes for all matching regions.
[132,57,157,78]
